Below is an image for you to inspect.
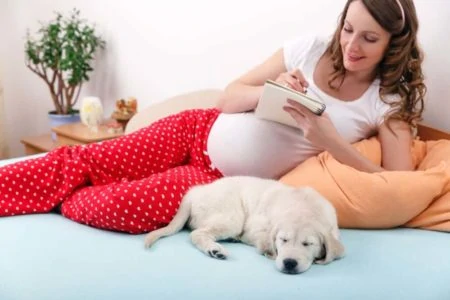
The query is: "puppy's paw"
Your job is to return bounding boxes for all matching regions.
[256,241,275,259]
[262,250,276,260]
[206,243,228,260]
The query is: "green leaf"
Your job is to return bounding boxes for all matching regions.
[24,7,106,113]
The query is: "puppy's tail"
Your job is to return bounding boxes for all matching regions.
[144,197,191,248]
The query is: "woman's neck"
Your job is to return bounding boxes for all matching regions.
[344,67,378,84]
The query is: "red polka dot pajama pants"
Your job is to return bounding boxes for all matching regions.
[0,109,223,233]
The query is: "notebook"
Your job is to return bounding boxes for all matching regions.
[255,80,326,127]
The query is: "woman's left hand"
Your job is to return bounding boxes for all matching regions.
[283,99,342,150]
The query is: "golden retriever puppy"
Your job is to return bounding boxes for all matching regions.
[144,176,344,274]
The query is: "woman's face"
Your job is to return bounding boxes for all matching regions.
[340,0,391,75]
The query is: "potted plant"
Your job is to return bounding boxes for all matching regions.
[25,8,106,137]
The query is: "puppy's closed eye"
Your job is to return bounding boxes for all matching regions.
[302,241,313,247]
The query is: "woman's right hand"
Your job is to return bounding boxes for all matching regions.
[218,49,306,113]
[275,69,309,93]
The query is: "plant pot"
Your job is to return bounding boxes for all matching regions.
[48,110,81,141]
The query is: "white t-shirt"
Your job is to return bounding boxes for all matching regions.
[207,35,391,179]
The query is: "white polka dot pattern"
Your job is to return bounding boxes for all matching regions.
[0,109,223,234]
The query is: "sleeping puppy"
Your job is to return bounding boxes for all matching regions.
[144,176,345,274]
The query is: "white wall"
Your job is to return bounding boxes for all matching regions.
[0,0,449,157]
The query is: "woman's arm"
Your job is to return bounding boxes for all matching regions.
[322,137,386,173]
[378,120,414,171]
[327,120,414,172]
[283,100,414,173]
[217,49,287,113]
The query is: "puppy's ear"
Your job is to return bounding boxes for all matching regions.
[315,231,345,265]
[268,224,279,259]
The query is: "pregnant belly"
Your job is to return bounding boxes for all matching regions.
[206,113,320,178]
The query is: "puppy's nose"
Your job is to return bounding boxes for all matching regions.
[283,258,298,271]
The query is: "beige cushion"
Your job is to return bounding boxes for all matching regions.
[125,89,222,134]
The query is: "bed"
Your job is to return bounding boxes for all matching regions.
[1,90,450,300]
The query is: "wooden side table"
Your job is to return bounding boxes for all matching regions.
[21,134,63,155]
[21,122,123,155]
[51,122,123,145]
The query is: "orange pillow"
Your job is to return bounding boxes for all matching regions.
[280,138,450,229]
[406,140,450,231]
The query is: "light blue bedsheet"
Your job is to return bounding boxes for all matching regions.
[1,157,450,300]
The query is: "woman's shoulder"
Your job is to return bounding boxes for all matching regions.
[283,34,329,71]
[359,79,395,125]
[286,33,329,49]
[369,79,401,105]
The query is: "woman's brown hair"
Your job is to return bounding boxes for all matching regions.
[326,0,426,127]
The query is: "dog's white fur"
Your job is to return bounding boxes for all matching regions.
[144,176,345,274]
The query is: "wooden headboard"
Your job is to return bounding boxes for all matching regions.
[418,124,450,141]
